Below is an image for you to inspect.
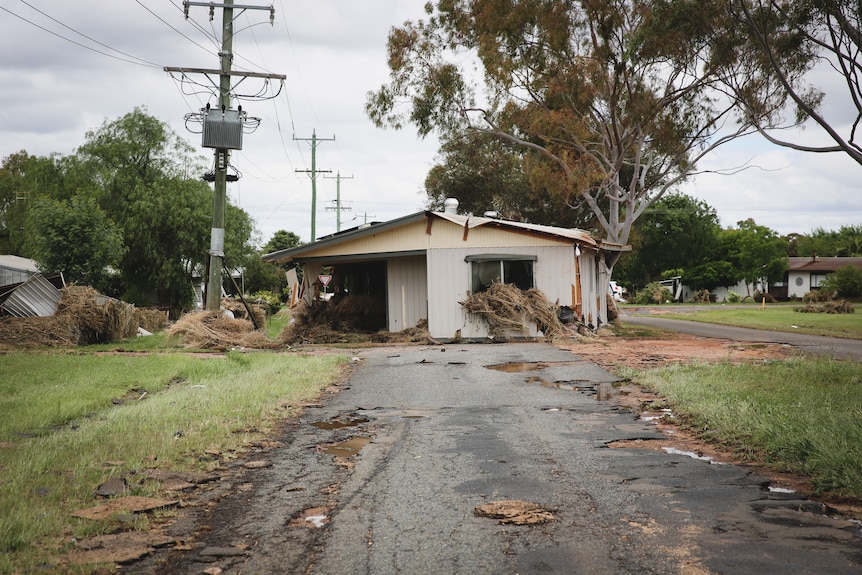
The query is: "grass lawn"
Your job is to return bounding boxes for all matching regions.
[0,346,347,573]
[629,303,862,339]
[626,356,862,499]
[2,302,860,572]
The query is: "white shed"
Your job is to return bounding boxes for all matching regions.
[262,209,611,340]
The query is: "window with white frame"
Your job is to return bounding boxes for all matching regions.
[810,272,829,288]
[466,254,536,293]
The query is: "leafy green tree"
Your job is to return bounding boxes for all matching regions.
[0,151,70,254]
[797,225,862,257]
[26,196,124,291]
[615,194,721,289]
[244,230,303,298]
[71,108,253,311]
[366,0,795,286]
[727,1,862,164]
[263,230,301,254]
[721,219,788,293]
[683,261,740,292]
[820,265,862,299]
[423,132,595,229]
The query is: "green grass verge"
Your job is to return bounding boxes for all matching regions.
[649,305,861,339]
[626,357,862,499]
[0,349,346,573]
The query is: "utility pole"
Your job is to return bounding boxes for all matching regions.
[324,171,353,232]
[294,131,334,241]
[165,1,284,311]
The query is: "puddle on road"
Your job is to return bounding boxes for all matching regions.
[524,377,614,400]
[486,362,548,372]
[320,437,370,457]
[310,415,369,430]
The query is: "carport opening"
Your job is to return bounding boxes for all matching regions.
[293,260,388,336]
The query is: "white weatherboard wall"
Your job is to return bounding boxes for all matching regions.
[427,245,579,339]
[386,255,428,332]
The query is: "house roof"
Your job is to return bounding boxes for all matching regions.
[262,210,603,264]
[787,256,862,272]
[0,255,39,273]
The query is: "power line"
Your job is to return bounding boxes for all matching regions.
[1,4,161,68]
[142,0,220,55]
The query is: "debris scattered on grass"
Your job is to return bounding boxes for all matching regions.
[0,285,168,347]
[794,300,855,314]
[71,496,179,521]
[166,309,275,349]
[474,499,556,525]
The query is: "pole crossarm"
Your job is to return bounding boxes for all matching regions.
[183,1,275,22]
[163,67,286,81]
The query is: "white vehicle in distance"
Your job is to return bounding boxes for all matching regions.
[609,280,626,302]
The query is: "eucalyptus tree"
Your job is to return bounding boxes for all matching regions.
[728,0,862,164]
[366,0,795,285]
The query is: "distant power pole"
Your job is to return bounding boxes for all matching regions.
[324,171,353,232]
[165,1,285,311]
[294,131,335,241]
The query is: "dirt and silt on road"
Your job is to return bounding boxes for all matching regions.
[66,331,856,573]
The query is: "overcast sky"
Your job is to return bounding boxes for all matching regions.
[1,0,860,247]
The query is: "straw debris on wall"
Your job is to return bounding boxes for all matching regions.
[459,283,571,340]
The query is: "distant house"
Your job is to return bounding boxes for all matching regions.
[778,256,862,299]
[262,203,619,340]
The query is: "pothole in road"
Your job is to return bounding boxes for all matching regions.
[485,361,549,372]
[526,377,614,400]
[319,437,371,457]
[310,415,370,430]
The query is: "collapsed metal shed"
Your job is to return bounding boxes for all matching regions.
[0,274,62,317]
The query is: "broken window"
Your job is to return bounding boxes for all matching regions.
[466,255,535,293]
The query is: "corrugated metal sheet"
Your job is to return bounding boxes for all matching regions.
[432,212,598,246]
[0,274,61,317]
[0,255,39,288]
[386,255,428,332]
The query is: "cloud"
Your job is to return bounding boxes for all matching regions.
[1,0,859,248]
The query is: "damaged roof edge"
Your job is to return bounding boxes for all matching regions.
[261,211,429,264]
[261,210,608,265]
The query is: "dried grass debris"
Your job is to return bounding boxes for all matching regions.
[459,283,569,340]
[280,295,387,345]
[795,300,855,314]
[166,311,277,350]
[0,286,143,347]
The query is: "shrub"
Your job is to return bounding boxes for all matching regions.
[249,290,282,315]
[631,282,673,305]
[726,290,741,303]
[820,265,862,299]
[690,289,712,303]
[803,288,837,303]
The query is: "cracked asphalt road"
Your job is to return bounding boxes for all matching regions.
[129,343,862,574]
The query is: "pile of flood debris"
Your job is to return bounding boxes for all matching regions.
[459,283,587,340]
[167,306,275,350]
[0,285,168,347]
[795,300,855,314]
[280,296,434,345]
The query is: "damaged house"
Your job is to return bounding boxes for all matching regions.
[262,200,615,340]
